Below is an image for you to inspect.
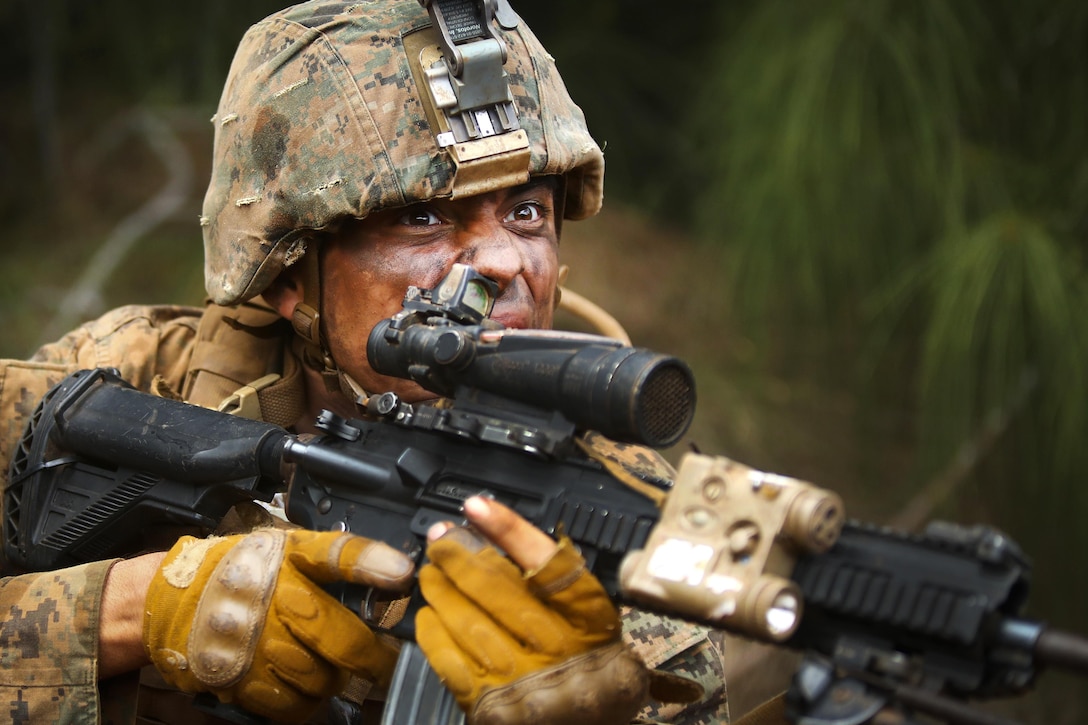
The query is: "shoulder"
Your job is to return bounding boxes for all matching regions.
[0,304,205,478]
[24,304,203,389]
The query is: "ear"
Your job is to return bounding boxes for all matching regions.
[262,263,307,321]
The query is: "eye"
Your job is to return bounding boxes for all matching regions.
[398,208,441,226]
[505,202,543,223]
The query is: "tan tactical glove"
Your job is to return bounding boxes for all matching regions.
[417,527,703,725]
[143,528,414,722]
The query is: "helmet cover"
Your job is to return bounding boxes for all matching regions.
[202,0,605,306]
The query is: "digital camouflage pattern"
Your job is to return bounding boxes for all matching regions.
[623,607,730,724]
[202,0,605,306]
[0,303,728,723]
[0,560,115,725]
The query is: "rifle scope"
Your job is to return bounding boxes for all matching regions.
[366,266,696,448]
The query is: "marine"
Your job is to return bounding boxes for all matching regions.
[0,1,732,723]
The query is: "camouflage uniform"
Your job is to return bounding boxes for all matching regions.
[0,305,200,725]
[0,302,729,723]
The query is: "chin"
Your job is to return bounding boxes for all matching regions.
[492,310,551,330]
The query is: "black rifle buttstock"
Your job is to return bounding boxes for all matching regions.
[3,367,288,572]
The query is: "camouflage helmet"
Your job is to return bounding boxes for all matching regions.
[202,0,605,306]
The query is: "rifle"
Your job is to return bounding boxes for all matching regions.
[5,265,1088,724]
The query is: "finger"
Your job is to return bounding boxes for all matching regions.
[287,530,415,591]
[524,540,621,643]
[237,678,324,723]
[276,578,402,682]
[425,531,570,651]
[415,606,477,701]
[462,496,557,572]
[427,520,456,542]
[257,637,342,700]
[417,564,521,674]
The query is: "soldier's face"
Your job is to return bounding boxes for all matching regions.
[320,179,561,402]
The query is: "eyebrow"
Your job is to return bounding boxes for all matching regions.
[519,177,559,195]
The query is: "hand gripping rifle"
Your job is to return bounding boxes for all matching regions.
[5,264,1088,724]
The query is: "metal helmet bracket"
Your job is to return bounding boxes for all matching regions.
[410,0,531,198]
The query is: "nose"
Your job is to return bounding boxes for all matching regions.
[456,227,524,292]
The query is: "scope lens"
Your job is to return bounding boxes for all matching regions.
[463,279,493,318]
[636,362,696,446]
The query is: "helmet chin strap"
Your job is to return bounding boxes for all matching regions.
[288,246,372,411]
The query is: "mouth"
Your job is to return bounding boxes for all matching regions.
[488,294,532,330]
[489,313,531,330]
[488,279,547,330]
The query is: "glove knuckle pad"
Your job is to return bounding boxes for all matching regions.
[190,530,286,687]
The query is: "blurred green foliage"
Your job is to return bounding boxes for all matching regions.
[0,0,285,218]
[694,0,1088,579]
[687,4,1088,717]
